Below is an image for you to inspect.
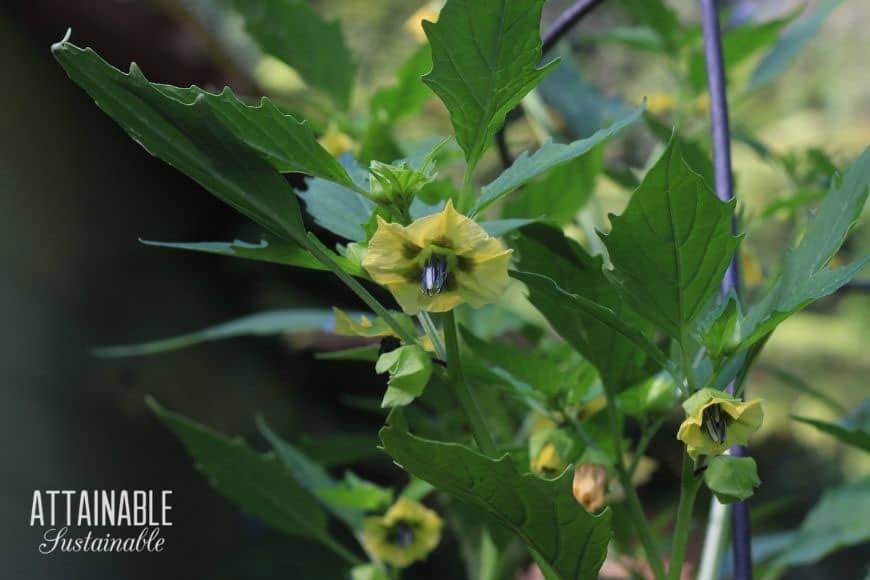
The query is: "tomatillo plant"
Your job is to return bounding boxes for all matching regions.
[56,0,868,578]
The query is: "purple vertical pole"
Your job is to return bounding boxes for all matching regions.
[699,0,752,578]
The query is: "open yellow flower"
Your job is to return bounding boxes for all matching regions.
[677,388,764,460]
[362,200,512,314]
[362,498,443,568]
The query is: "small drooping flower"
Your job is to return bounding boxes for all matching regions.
[677,388,764,460]
[331,307,440,353]
[531,442,565,478]
[572,463,608,512]
[529,427,573,477]
[362,498,443,568]
[362,200,512,314]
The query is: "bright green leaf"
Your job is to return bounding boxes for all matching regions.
[792,403,870,453]
[351,564,389,580]
[616,372,677,417]
[472,104,644,217]
[775,476,870,567]
[604,137,741,341]
[748,0,845,92]
[141,235,364,277]
[93,309,352,357]
[741,148,869,347]
[148,398,330,542]
[315,472,394,512]
[422,0,558,169]
[219,0,356,108]
[480,218,537,237]
[504,145,603,225]
[704,455,761,504]
[380,424,612,580]
[376,345,433,408]
[701,293,742,360]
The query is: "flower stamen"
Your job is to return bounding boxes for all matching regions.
[392,521,415,548]
[702,404,728,444]
[421,254,448,296]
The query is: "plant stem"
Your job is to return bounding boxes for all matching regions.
[669,452,703,580]
[305,234,418,345]
[321,533,365,567]
[696,498,730,580]
[417,312,446,360]
[627,414,667,481]
[458,167,475,214]
[442,310,498,456]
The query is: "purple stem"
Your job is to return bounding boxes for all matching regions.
[699,1,752,578]
[542,0,608,54]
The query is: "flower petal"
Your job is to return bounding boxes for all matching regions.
[363,216,420,285]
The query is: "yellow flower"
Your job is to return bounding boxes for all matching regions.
[332,307,440,353]
[645,92,676,115]
[677,388,764,460]
[318,123,355,157]
[531,442,566,478]
[362,200,512,314]
[362,498,443,568]
[573,463,608,512]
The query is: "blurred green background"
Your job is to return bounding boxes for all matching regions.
[1,0,867,578]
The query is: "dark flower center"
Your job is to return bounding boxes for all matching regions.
[391,521,415,548]
[702,404,729,444]
[421,254,448,296]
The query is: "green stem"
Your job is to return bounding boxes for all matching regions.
[696,498,730,580]
[305,234,417,345]
[320,534,365,567]
[604,394,667,580]
[417,312,446,360]
[627,414,667,481]
[669,452,703,580]
[458,166,475,214]
[443,310,497,456]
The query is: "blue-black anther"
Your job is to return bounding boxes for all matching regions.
[421,255,448,296]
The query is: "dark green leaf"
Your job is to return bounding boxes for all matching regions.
[775,476,870,567]
[741,148,869,347]
[140,235,365,277]
[299,176,375,241]
[422,0,558,169]
[316,345,381,362]
[380,424,611,580]
[644,114,715,198]
[219,0,356,108]
[93,308,349,357]
[764,364,847,416]
[704,456,761,504]
[511,224,657,392]
[53,35,329,242]
[604,137,740,340]
[791,413,870,454]
[701,293,741,360]
[504,145,603,225]
[148,398,329,542]
[615,372,677,417]
[472,104,644,217]
[748,0,845,92]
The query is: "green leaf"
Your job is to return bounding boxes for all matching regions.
[376,345,433,408]
[480,218,537,237]
[748,0,845,92]
[511,271,671,390]
[351,564,389,580]
[512,225,663,392]
[371,44,432,123]
[147,398,330,542]
[380,424,612,580]
[765,364,847,416]
[701,293,741,360]
[316,345,381,362]
[53,35,331,242]
[422,0,558,169]
[792,406,870,453]
[93,308,350,357]
[503,145,603,225]
[704,455,761,505]
[299,159,375,241]
[741,148,870,347]
[219,0,356,109]
[615,372,677,417]
[140,235,365,277]
[775,476,870,567]
[472,104,644,217]
[604,137,741,341]
[645,114,715,189]
[687,14,795,92]
[315,472,394,512]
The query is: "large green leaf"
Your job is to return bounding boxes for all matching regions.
[747,0,845,92]
[219,0,356,109]
[93,309,352,357]
[740,148,869,347]
[148,398,331,543]
[792,402,870,454]
[141,235,365,277]
[298,158,375,241]
[471,104,644,217]
[774,476,870,567]
[52,34,343,242]
[380,424,611,580]
[603,137,740,341]
[511,225,655,392]
[503,145,603,225]
[422,0,558,169]
[511,271,671,388]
